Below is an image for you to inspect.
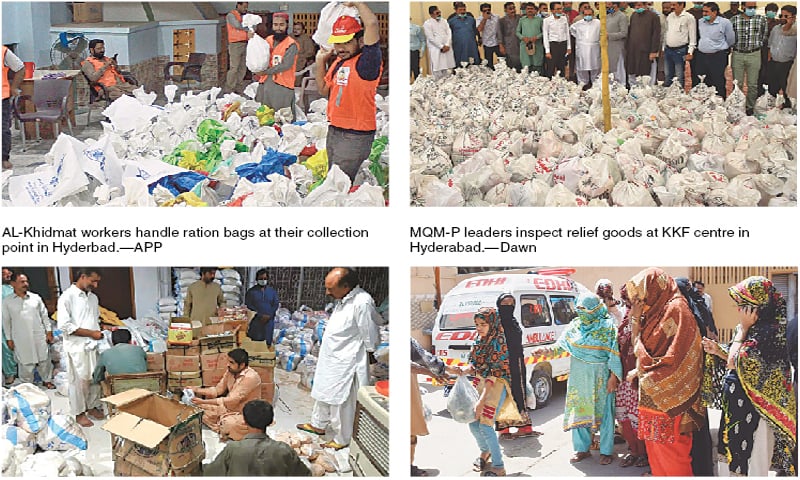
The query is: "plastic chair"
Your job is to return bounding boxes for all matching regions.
[164,52,206,90]
[11,79,73,151]
[81,69,139,124]
[300,76,324,114]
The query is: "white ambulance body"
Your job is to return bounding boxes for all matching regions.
[431,272,587,408]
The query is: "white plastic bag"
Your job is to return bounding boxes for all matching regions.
[313,2,360,49]
[447,376,480,424]
[9,134,89,207]
[7,384,51,434]
[246,35,271,74]
[82,134,124,187]
[0,425,36,455]
[36,415,88,451]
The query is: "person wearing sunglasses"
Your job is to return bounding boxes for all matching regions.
[477,4,502,68]
[766,5,797,109]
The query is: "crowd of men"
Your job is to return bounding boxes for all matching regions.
[2,266,384,475]
[412,1,796,115]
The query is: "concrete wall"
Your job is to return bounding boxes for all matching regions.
[2,2,55,68]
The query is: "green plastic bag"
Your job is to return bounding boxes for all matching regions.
[197,119,229,143]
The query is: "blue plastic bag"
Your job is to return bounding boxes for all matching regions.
[235,148,298,184]
[148,171,207,196]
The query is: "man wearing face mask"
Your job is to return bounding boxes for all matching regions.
[722,1,740,18]
[297,268,381,450]
[425,5,457,78]
[253,13,298,122]
[315,2,383,182]
[757,3,780,96]
[696,2,735,98]
[448,2,481,67]
[80,39,137,101]
[766,5,797,109]
[499,2,523,71]
[606,2,629,84]
[663,2,698,90]
[245,269,280,348]
[570,4,601,88]
[543,2,573,78]
[184,267,225,327]
[625,1,661,86]
[731,2,768,114]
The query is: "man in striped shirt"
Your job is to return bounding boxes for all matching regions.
[731,1,768,114]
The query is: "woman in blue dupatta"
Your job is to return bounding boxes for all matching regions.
[534,293,623,465]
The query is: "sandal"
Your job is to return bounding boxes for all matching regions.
[320,440,348,450]
[635,456,649,468]
[620,453,636,468]
[411,465,429,476]
[296,423,326,435]
[599,454,614,465]
[473,452,491,472]
[481,466,506,476]
[570,451,592,463]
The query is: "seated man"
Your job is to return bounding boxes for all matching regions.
[80,39,137,101]
[92,329,147,384]
[190,348,261,441]
[203,399,310,476]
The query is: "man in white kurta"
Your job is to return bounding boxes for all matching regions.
[424,6,457,80]
[57,269,105,427]
[569,8,602,86]
[297,268,380,449]
[2,273,53,387]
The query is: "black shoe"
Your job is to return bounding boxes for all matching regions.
[746,108,754,116]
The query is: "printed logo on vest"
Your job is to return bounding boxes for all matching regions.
[336,66,351,86]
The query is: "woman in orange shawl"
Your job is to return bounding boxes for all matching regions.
[625,267,705,476]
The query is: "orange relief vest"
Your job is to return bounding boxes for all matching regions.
[257,36,297,88]
[228,10,248,43]
[324,53,383,132]
[2,46,10,99]
[82,56,125,91]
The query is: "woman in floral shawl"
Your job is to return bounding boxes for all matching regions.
[625,267,705,476]
[703,276,796,476]
[534,294,622,465]
[448,307,523,477]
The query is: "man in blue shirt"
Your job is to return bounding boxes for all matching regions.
[695,2,735,98]
[245,269,280,347]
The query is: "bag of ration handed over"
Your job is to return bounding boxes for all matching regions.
[9,134,89,207]
[313,2,360,49]
[446,375,480,424]
[243,14,271,73]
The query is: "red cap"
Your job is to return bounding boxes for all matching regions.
[328,15,362,44]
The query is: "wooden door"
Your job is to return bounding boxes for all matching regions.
[69,267,135,320]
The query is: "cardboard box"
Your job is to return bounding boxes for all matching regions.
[241,337,270,353]
[102,389,204,476]
[216,306,252,322]
[200,352,228,371]
[251,366,274,384]
[167,371,202,390]
[167,340,200,357]
[202,367,227,387]
[260,382,275,403]
[199,324,238,354]
[72,2,102,23]
[168,321,193,346]
[146,352,165,372]
[166,355,200,372]
[249,353,276,368]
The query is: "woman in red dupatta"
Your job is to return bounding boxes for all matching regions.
[625,267,705,476]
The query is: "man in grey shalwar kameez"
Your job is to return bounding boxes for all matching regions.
[498,2,522,71]
[606,3,629,84]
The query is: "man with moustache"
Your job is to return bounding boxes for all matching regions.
[2,272,54,388]
[184,267,224,327]
[296,268,381,450]
[292,22,317,86]
[314,2,383,182]
[57,268,105,427]
[80,39,137,100]
[253,12,298,121]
